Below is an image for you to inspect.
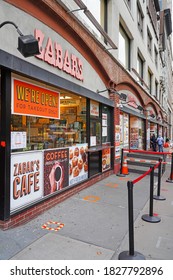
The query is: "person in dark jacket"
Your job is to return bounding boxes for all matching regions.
[150,134,157,151]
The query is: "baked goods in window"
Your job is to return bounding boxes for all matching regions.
[74,147,79,156]
[69,149,73,159]
[72,156,78,167]
[78,158,83,169]
[69,163,72,175]
[73,166,80,177]
[84,161,88,172]
[80,146,84,155]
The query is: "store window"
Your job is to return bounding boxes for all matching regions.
[90,100,101,146]
[102,105,111,144]
[11,88,86,152]
[130,116,145,150]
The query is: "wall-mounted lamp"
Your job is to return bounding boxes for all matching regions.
[96,88,127,101]
[0,21,40,57]
[117,100,144,111]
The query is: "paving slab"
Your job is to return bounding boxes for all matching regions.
[10,234,115,260]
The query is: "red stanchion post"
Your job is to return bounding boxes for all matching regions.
[166,152,173,183]
[118,181,145,260]
[153,158,166,201]
[142,166,161,223]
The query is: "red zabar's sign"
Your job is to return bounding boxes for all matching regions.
[34,29,84,82]
[12,79,60,119]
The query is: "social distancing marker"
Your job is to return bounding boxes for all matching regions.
[83,195,100,202]
[118,177,130,181]
[105,183,118,188]
[41,221,64,232]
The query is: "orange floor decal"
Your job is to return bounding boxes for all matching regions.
[83,195,100,202]
[118,177,130,181]
[41,221,64,231]
[105,183,118,188]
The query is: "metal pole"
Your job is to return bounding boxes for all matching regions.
[120,148,124,174]
[166,152,173,182]
[149,166,154,217]
[157,158,162,196]
[117,148,125,177]
[153,158,165,200]
[142,166,161,223]
[127,180,134,256]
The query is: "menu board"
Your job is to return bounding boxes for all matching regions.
[11,131,26,150]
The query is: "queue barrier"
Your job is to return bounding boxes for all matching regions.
[118,158,164,260]
[118,148,172,179]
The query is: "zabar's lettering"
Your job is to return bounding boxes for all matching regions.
[35,29,84,81]
[13,160,40,176]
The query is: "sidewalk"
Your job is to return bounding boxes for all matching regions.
[0,164,173,260]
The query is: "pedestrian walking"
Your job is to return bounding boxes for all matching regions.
[157,135,164,152]
[150,133,157,151]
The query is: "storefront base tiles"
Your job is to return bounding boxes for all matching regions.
[0,170,113,230]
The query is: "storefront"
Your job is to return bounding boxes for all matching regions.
[146,105,165,150]
[117,90,146,151]
[0,2,114,226]
[0,62,114,220]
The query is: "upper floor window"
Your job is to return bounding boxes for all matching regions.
[125,0,131,9]
[155,79,159,99]
[137,52,144,83]
[79,0,107,37]
[147,28,152,54]
[137,2,144,36]
[118,24,130,70]
[148,68,153,94]
[154,46,158,68]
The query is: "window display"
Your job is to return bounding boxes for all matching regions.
[11,91,86,151]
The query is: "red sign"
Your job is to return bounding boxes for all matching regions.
[12,78,60,119]
[34,29,84,82]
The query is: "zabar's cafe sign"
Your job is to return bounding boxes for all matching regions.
[12,78,60,119]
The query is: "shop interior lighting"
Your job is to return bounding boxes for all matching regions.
[60,95,72,99]
[0,21,40,57]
